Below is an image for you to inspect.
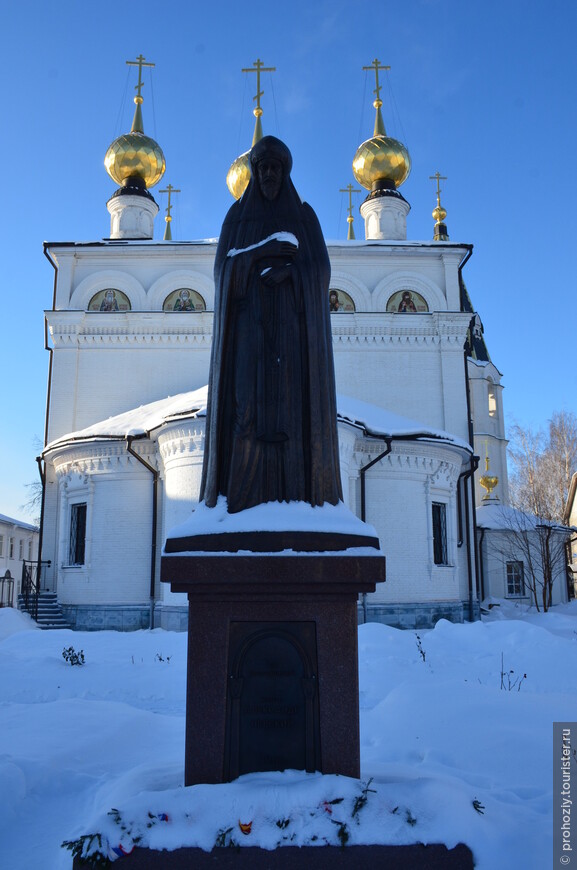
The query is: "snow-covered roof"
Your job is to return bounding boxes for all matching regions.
[0,513,38,531]
[476,502,572,532]
[45,238,469,250]
[336,394,472,451]
[44,388,472,454]
[44,388,209,452]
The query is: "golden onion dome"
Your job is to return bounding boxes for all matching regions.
[353,134,411,190]
[226,149,251,200]
[105,130,165,189]
[226,73,267,200]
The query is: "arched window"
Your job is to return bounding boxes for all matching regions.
[88,288,131,312]
[163,288,206,312]
[488,380,497,417]
[329,289,355,313]
[386,289,428,313]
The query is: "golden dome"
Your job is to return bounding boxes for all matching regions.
[480,474,499,499]
[104,130,165,189]
[432,203,447,223]
[227,149,251,200]
[353,135,411,190]
[479,453,499,500]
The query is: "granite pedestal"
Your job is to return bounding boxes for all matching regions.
[74,842,475,868]
[161,542,385,785]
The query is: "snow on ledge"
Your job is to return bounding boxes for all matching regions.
[165,497,377,542]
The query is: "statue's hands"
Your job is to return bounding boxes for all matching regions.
[262,264,293,286]
[263,238,298,258]
[259,238,297,286]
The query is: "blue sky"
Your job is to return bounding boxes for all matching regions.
[1,0,575,521]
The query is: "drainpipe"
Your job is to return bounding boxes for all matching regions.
[458,455,479,621]
[358,438,392,623]
[360,438,392,523]
[478,527,486,602]
[37,245,58,589]
[35,456,46,590]
[126,436,158,630]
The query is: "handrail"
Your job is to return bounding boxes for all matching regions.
[20,560,51,621]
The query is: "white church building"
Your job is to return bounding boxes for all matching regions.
[38,60,518,631]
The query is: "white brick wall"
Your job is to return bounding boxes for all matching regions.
[43,237,483,616]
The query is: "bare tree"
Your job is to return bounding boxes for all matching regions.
[488,507,569,612]
[509,411,577,523]
[20,480,42,527]
[504,411,577,609]
[20,436,44,527]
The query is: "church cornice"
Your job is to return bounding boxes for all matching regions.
[332,316,469,348]
[157,423,205,460]
[326,241,471,255]
[353,437,467,468]
[49,438,158,475]
[46,311,214,346]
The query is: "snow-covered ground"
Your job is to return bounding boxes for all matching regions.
[0,599,575,868]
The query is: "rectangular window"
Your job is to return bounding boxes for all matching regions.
[69,503,87,566]
[0,535,3,557]
[432,502,448,565]
[28,540,33,561]
[506,561,525,596]
[18,539,23,560]
[9,537,14,560]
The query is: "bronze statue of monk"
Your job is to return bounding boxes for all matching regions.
[200,136,342,514]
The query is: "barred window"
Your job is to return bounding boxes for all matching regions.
[69,503,87,566]
[506,561,525,596]
[432,502,448,565]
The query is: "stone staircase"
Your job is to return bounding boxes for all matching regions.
[18,591,70,629]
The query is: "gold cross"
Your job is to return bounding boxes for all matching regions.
[242,58,276,114]
[362,58,390,105]
[159,184,181,219]
[126,54,155,99]
[429,171,447,199]
[339,183,361,219]
[340,183,361,240]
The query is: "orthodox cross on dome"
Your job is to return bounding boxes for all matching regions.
[339,183,361,240]
[429,170,447,200]
[363,58,390,135]
[242,58,276,144]
[126,54,155,100]
[126,54,155,134]
[429,171,449,240]
[159,184,181,241]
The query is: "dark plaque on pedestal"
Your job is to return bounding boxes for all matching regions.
[225,622,320,779]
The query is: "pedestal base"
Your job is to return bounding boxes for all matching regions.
[74,843,474,869]
[161,551,385,785]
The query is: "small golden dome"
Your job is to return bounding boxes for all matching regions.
[480,475,499,499]
[353,135,411,190]
[226,149,251,200]
[432,204,447,223]
[104,131,165,189]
